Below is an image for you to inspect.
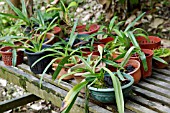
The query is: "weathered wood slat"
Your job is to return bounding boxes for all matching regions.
[1,61,170,113]
[152,72,170,84]
[153,68,170,77]
[129,95,170,113]
[17,64,75,92]
[125,100,157,113]
[133,86,170,107]
[144,78,170,90]
[137,81,170,98]
[0,94,40,112]
[0,62,112,113]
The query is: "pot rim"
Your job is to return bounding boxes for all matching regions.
[126,60,140,75]
[88,72,134,92]
[24,44,51,55]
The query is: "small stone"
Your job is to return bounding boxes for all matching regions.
[141,18,148,23]
[95,11,101,20]
[82,10,91,15]
[12,92,18,97]
[76,7,84,13]
[146,15,152,21]
[148,28,152,32]
[93,5,97,10]
[30,103,44,110]
[90,1,97,7]
[82,14,93,22]
[0,78,7,87]
[83,4,90,9]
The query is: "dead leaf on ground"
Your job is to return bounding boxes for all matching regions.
[149,18,164,28]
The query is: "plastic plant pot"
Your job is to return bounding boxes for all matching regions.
[76,24,100,35]
[0,46,24,66]
[89,72,134,103]
[136,36,161,50]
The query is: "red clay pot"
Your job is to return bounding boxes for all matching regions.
[52,27,61,35]
[99,37,114,44]
[141,49,153,78]
[153,55,170,69]
[76,24,100,35]
[0,46,24,66]
[131,49,153,79]
[125,60,141,84]
[52,57,80,80]
[53,63,75,80]
[136,36,161,50]
[81,44,105,56]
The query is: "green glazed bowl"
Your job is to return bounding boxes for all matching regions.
[88,72,134,103]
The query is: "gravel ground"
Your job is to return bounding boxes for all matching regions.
[0,78,60,113]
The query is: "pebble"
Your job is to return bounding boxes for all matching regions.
[82,14,93,22]
[76,7,84,13]
[0,78,7,87]
[95,11,102,20]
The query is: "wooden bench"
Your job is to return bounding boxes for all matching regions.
[0,61,170,113]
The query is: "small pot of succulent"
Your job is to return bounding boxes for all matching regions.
[0,36,24,66]
[153,48,170,69]
[55,45,134,113]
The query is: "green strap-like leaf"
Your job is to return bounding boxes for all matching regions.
[12,49,17,66]
[46,7,62,12]
[138,51,148,71]
[125,12,145,32]
[120,46,135,67]
[153,56,168,64]
[60,80,89,112]
[102,67,124,113]
[67,1,78,9]
[109,16,117,31]
[52,55,72,80]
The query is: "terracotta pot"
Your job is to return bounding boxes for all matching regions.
[0,46,24,66]
[141,49,153,78]
[26,33,55,45]
[76,24,100,35]
[52,57,80,80]
[136,36,161,50]
[99,37,114,44]
[53,63,75,80]
[153,55,170,69]
[52,27,61,35]
[112,52,124,63]
[125,60,141,84]
[81,44,105,56]
[73,62,106,84]
[43,33,55,45]
[131,49,153,79]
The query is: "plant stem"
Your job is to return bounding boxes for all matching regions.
[85,85,89,113]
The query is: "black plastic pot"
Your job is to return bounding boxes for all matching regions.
[24,45,52,74]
